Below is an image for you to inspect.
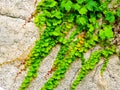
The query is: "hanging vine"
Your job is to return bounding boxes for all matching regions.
[19,0,120,90]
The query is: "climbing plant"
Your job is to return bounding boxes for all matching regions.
[19,0,120,90]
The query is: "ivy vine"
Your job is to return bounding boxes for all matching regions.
[19,0,120,90]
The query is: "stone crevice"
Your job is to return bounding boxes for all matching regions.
[0,13,25,20]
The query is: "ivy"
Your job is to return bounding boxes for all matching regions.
[86,0,98,11]
[76,15,88,25]
[100,58,109,75]
[19,0,119,90]
[76,0,85,4]
[116,8,120,17]
[99,25,114,40]
[71,46,115,90]
[105,11,115,23]
[41,40,78,90]
[65,1,73,12]
[79,6,88,15]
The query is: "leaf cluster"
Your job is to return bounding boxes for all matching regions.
[19,0,119,90]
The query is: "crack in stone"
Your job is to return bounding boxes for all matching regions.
[0,12,26,21]
[0,12,35,25]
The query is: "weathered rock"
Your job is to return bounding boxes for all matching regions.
[0,15,39,64]
[0,0,36,20]
[0,0,39,90]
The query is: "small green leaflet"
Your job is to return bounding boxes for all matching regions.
[99,26,114,40]
[48,0,57,8]
[117,8,120,17]
[52,26,61,36]
[72,3,81,11]
[65,1,73,12]
[105,11,115,23]
[76,0,85,4]
[54,11,63,19]
[87,24,94,32]
[76,15,87,25]
[86,0,98,11]
[79,7,88,15]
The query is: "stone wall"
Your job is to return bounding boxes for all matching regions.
[0,0,120,90]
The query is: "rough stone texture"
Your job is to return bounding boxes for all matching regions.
[0,15,39,64]
[0,0,36,20]
[0,0,120,90]
[0,0,39,90]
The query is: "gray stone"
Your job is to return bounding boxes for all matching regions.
[0,0,36,19]
[0,15,39,63]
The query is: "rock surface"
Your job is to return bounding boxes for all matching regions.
[0,0,120,90]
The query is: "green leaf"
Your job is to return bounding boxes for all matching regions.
[97,13,102,18]
[54,11,63,19]
[117,8,120,17]
[79,7,88,15]
[76,0,85,4]
[58,37,66,44]
[67,14,75,22]
[43,10,51,17]
[52,31,60,36]
[46,20,52,26]
[99,30,106,40]
[86,1,98,11]
[72,3,81,11]
[76,15,88,25]
[48,0,57,8]
[104,26,114,39]
[87,24,94,32]
[65,1,73,12]
[66,23,73,29]
[34,14,46,28]
[92,36,98,41]
[53,19,62,26]
[105,11,115,23]
[89,16,96,23]
[99,26,114,40]
[52,26,61,36]
[102,50,109,57]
